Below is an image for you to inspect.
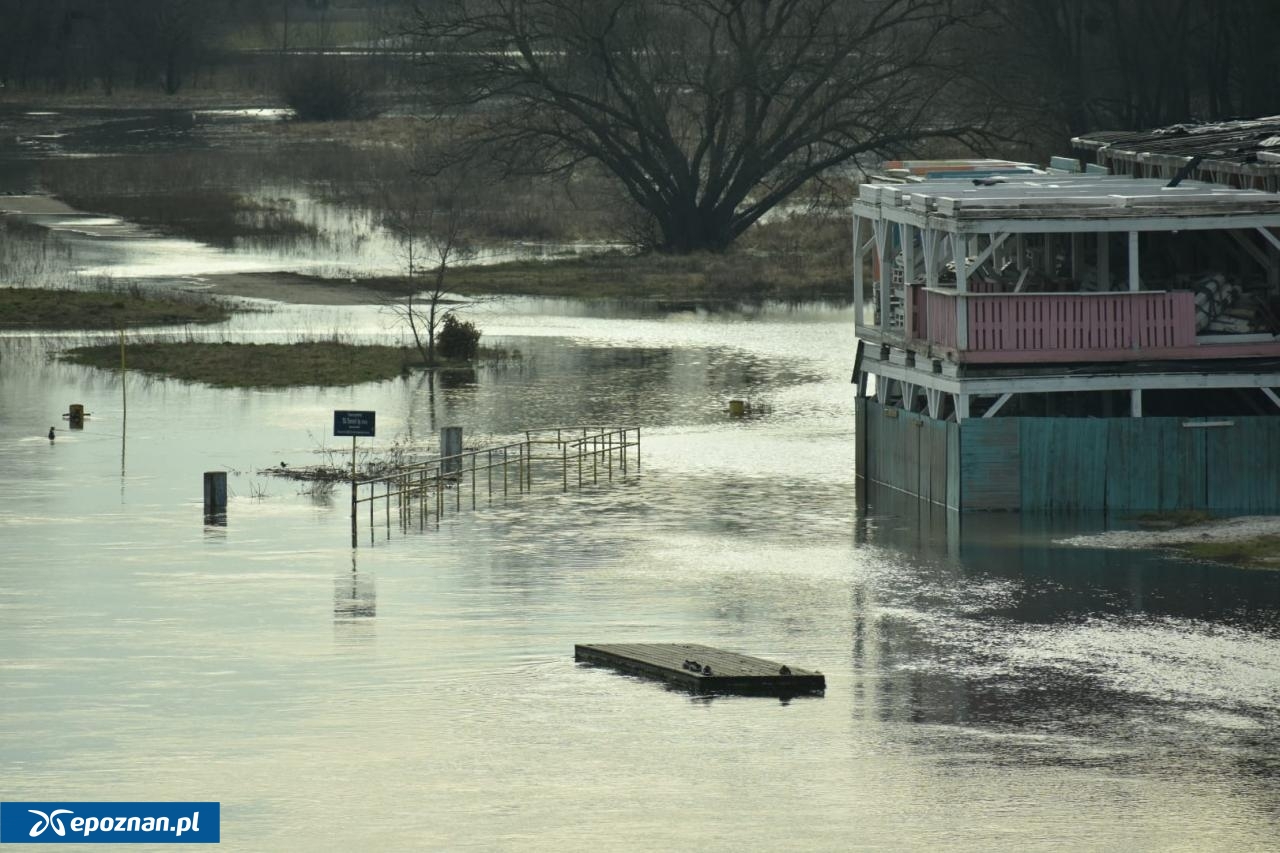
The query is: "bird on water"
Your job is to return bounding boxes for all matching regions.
[48,427,55,441]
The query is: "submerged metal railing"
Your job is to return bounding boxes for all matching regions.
[350,425,640,546]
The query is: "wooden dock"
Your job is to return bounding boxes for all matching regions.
[575,643,825,696]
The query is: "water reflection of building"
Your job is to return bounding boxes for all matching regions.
[853,482,1280,731]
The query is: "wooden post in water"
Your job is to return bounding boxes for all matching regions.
[441,426,463,477]
[203,471,227,515]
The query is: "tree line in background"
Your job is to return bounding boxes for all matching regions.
[0,0,403,95]
[3,1,1276,134]
[3,0,1279,254]
[986,0,1280,144]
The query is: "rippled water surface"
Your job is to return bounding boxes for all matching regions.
[2,299,1279,852]
[2,108,1280,852]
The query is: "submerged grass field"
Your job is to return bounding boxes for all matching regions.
[1175,536,1280,570]
[370,242,851,304]
[0,287,233,328]
[61,340,500,388]
[63,341,416,388]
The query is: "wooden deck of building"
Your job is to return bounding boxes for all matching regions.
[575,643,825,696]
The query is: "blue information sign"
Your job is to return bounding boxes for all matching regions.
[333,410,375,437]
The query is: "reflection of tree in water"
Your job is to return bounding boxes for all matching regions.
[437,368,476,390]
[413,341,822,434]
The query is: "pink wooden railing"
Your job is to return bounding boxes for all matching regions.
[912,289,1197,359]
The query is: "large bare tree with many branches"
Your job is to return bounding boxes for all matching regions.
[408,0,990,253]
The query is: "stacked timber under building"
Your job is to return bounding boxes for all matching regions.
[852,142,1280,512]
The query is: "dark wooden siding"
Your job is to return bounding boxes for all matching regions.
[959,418,1022,510]
[859,402,1280,512]
[1204,419,1280,511]
[1105,418,1206,511]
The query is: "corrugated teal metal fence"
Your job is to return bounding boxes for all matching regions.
[858,400,1280,511]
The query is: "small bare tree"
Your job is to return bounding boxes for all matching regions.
[379,158,480,367]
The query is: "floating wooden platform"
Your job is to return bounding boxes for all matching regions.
[575,643,825,696]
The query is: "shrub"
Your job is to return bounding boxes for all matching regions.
[281,59,379,122]
[436,314,481,360]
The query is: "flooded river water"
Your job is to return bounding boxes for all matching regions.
[1,107,1279,851]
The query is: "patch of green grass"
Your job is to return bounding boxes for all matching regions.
[60,341,492,388]
[0,287,232,329]
[1174,535,1280,570]
[1129,510,1215,530]
[372,246,851,304]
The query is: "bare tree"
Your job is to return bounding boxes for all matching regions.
[406,0,991,253]
[379,161,480,366]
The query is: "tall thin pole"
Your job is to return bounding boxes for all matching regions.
[350,435,358,548]
[119,328,127,478]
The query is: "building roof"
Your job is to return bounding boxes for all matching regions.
[854,174,1280,233]
[1073,116,1280,190]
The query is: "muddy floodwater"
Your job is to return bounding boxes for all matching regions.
[2,108,1280,851]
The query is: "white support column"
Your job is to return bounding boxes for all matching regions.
[876,376,890,405]
[923,229,939,288]
[1097,232,1110,291]
[900,223,917,340]
[1257,226,1280,253]
[926,388,943,420]
[852,214,863,318]
[902,382,917,412]
[1128,230,1141,291]
[873,219,891,331]
[956,393,970,423]
[1260,228,1280,290]
[1130,389,1143,418]
[983,393,1013,418]
[966,232,1010,277]
[953,233,969,350]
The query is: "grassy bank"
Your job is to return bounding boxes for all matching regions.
[0,287,232,329]
[371,244,851,304]
[61,341,492,388]
[1124,512,1280,569]
[1174,536,1280,570]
